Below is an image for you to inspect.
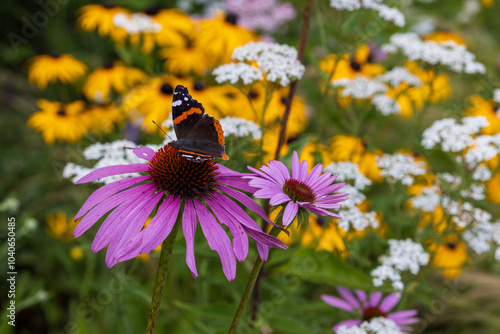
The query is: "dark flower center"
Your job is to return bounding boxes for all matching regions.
[350,60,361,71]
[193,81,205,91]
[363,306,387,321]
[280,97,288,105]
[148,145,219,198]
[283,179,315,203]
[493,104,500,113]
[56,107,66,116]
[225,12,239,25]
[102,4,115,9]
[144,5,160,16]
[103,61,114,69]
[248,91,259,99]
[160,83,174,95]
[316,216,326,226]
[446,242,457,250]
[50,52,61,59]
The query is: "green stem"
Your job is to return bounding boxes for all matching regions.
[228,226,282,334]
[146,214,182,334]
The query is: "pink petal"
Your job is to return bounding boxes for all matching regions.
[270,192,291,206]
[76,163,150,184]
[321,294,354,312]
[337,287,360,310]
[355,290,367,305]
[291,151,300,180]
[132,147,155,161]
[106,191,164,267]
[282,201,299,226]
[298,158,308,182]
[379,293,401,313]
[194,198,237,281]
[75,176,149,220]
[387,310,418,321]
[315,183,346,197]
[369,291,383,308]
[183,199,198,278]
[74,183,153,238]
[91,184,157,253]
[218,176,256,193]
[256,242,269,261]
[305,163,323,185]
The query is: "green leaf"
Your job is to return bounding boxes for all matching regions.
[277,248,372,290]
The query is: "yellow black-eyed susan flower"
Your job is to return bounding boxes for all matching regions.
[45,211,76,243]
[320,44,386,83]
[465,95,500,135]
[27,53,87,89]
[121,75,190,133]
[158,35,216,76]
[78,4,130,43]
[425,31,466,45]
[327,135,383,182]
[86,103,123,134]
[83,61,145,103]
[430,236,469,278]
[28,99,91,145]
[138,7,195,53]
[196,11,258,63]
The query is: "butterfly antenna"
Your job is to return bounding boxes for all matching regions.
[152,120,174,140]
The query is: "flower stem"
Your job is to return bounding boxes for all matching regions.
[228,226,282,334]
[146,215,181,334]
[274,0,315,160]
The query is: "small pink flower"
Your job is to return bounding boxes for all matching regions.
[322,287,419,332]
[74,145,286,280]
[245,151,348,226]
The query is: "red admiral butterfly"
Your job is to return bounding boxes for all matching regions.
[169,85,229,161]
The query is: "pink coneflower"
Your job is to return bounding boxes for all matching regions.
[321,287,419,332]
[245,151,348,226]
[74,145,286,280]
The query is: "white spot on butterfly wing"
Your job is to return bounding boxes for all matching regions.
[172,100,182,107]
[184,97,188,101]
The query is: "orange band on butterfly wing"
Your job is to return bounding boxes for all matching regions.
[213,119,226,146]
[173,107,203,125]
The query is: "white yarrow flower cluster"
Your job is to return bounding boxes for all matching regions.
[472,165,492,181]
[63,140,161,184]
[410,186,440,212]
[376,153,427,185]
[460,184,486,201]
[441,197,491,228]
[372,95,400,116]
[324,161,372,190]
[493,89,500,104]
[330,0,406,27]
[371,239,429,291]
[213,63,264,85]
[384,33,486,74]
[214,42,305,86]
[113,13,162,33]
[421,116,489,152]
[337,205,379,231]
[464,134,500,168]
[336,317,402,334]
[378,67,421,87]
[219,117,262,139]
[334,76,387,99]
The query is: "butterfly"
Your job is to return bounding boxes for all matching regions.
[169,85,229,161]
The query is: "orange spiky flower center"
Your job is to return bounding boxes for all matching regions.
[148,145,219,198]
[283,179,315,203]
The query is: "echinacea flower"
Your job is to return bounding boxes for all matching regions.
[74,144,286,280]
[321,287,419,332]
[28,99,91,145]
[27,53,88,89]
[245,151,348,226]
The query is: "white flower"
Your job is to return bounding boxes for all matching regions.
[334,76,387,99]
[338,205,379,231]
[376,153,427,185]
[113,13,162,34]
[219,117,262,139]
[494,89,500,104]
[464,134,500,168]
[372,95,400,116]
[63,140,161,184]
[336,317,402,334]
[214,42,305,86]
[421,116,489,152]
[410,186,440,212]
[377,67,421,87]
[324,161,372,190]
[371,239,429,290]
[330,0,405,27]
[384,33,486,74]
[460,184,486,200]
[213,63,263,85]
[472,165,492,181]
